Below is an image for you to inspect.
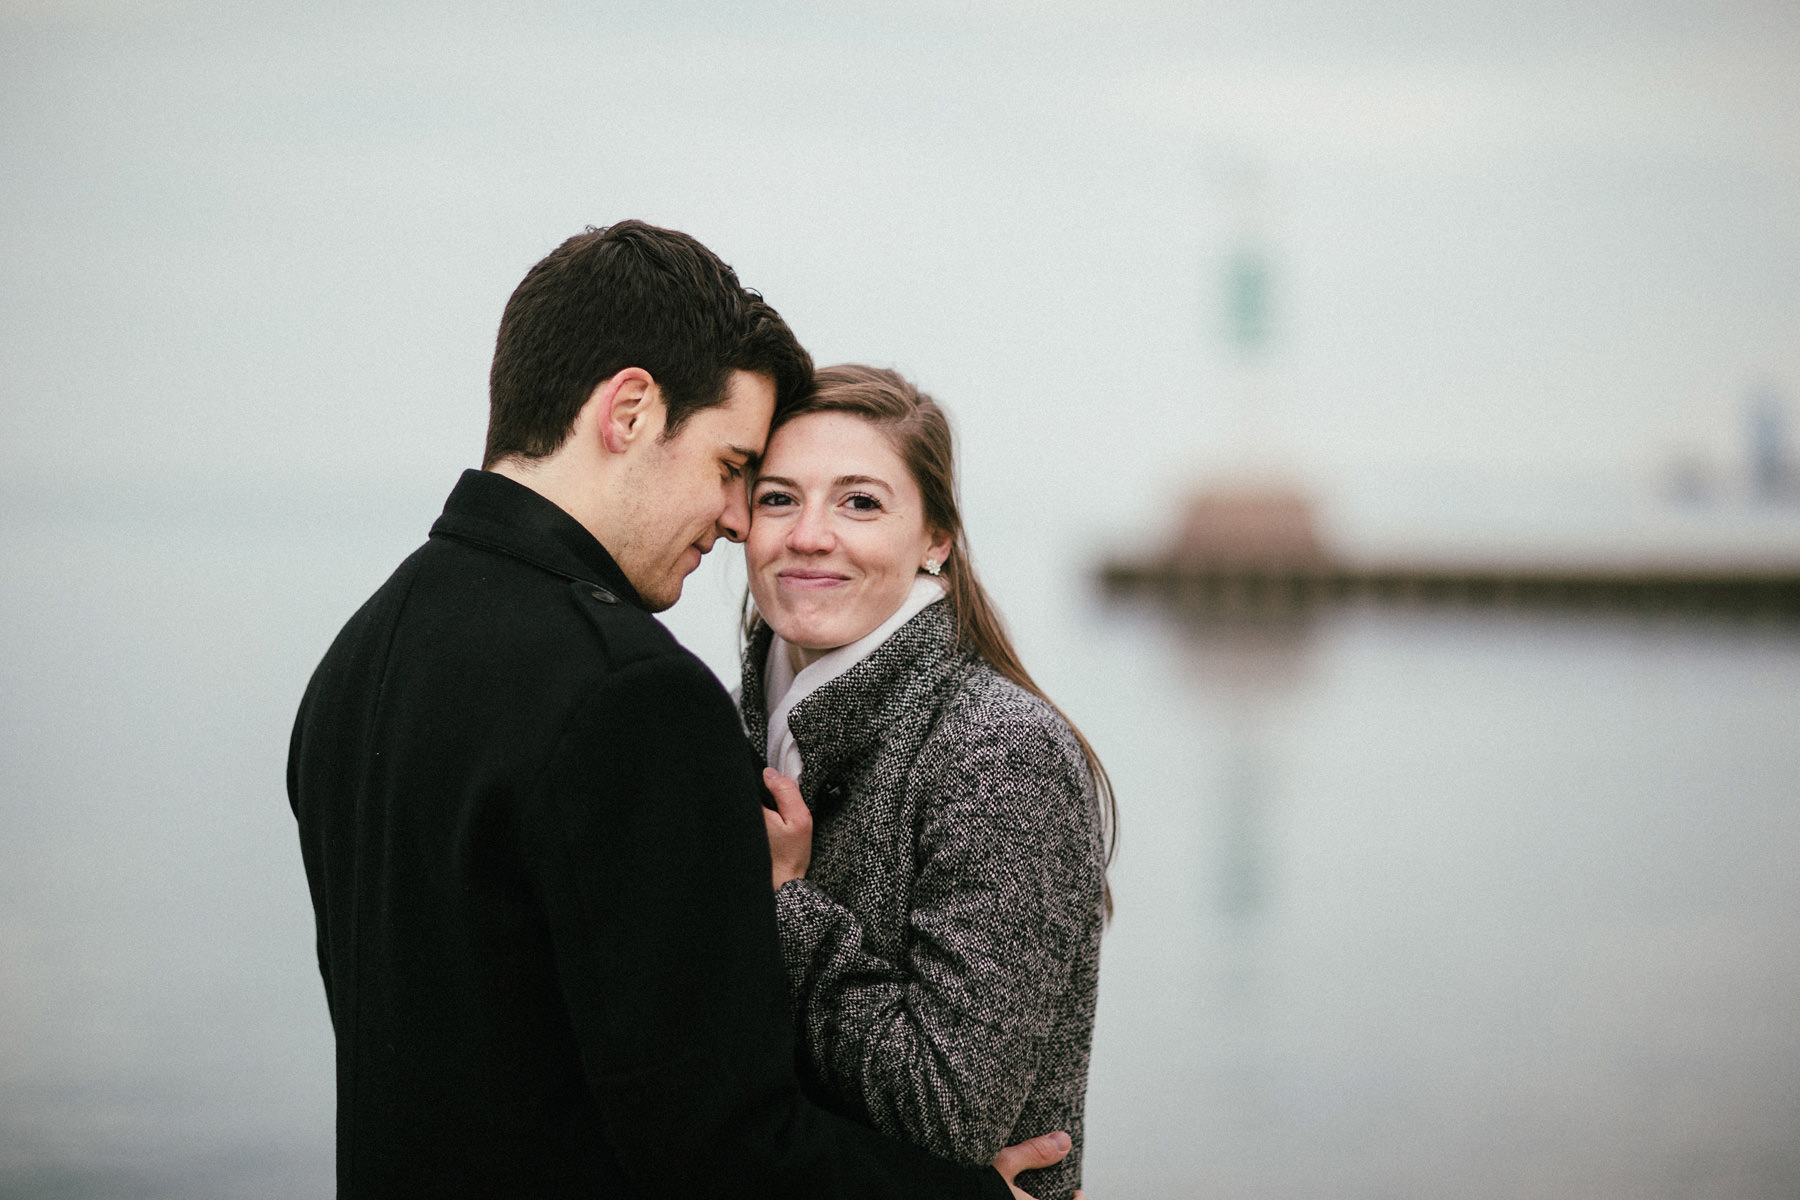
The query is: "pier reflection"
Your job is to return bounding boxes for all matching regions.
[1146,600,1319,962]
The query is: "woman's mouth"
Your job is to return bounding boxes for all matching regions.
[777,569,850,590]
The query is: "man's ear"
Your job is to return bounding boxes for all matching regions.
[585,368,663,455]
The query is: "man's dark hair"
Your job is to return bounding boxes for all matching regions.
[483,221,813,467]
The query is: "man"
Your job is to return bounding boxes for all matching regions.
[286,221,1070,1197]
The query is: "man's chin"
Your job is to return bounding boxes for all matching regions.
[639,570,690,613]
[636,550,709,612]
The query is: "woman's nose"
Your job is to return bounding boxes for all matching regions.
[787,504,833,552]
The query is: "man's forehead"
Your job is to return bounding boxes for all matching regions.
[671,388,771,458]
[725,369,777,409]
[718,370,777,446]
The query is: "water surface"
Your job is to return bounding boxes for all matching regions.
[1,504,1796,1198]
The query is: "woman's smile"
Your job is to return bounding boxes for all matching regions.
[777,568,852,589]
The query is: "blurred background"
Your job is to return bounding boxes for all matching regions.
[3,1,1799,1196]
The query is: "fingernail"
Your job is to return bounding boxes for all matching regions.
[1051,1131,1070,1151]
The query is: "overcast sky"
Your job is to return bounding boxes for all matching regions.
[4,0,1798,558]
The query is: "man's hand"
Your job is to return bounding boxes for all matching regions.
[993,1130,1086,1200]
[761,767,811,891]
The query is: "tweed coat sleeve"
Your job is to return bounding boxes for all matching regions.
[773,690,1103,1169]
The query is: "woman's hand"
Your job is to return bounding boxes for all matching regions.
[992,1130,1080,1200]
[762,767,812,891]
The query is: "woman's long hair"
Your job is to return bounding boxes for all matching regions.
[743,364,1117,917]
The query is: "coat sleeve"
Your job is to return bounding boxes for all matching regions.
[520,650,1012,1200]
[775,704,1103,1167]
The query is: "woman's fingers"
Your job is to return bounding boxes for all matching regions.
[763,767,808,827]
[761,768,812,888]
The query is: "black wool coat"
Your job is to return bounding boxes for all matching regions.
[286,469,1010,1200]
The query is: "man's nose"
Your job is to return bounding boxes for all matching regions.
[719,481,752,543]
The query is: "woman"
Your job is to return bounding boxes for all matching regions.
[738,365,1115,1200]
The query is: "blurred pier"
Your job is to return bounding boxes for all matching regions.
[1100,487,1800,618]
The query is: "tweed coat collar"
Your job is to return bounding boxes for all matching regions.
[739,601,968,807]
[429,469,646,610]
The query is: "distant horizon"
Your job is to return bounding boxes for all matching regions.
[5,0,1800,570]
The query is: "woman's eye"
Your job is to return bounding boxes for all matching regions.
[755,491,795,508]
[844,493,883,513]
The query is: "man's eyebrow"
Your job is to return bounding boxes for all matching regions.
[726,444,762,467]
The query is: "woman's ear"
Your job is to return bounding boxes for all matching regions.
[925,528,954,572]
[584,367,662,455]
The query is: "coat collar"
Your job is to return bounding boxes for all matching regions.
[740,601,967,804]
[429,469,647,610]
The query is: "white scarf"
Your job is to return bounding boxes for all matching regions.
[762,575,949,781]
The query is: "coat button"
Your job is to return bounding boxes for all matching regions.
[589,587,617,604]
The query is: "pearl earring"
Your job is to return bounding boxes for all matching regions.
[923,559,942,576]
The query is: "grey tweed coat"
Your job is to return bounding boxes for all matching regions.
[738,600,1105,1200]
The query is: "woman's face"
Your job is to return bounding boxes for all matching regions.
[747,411,952,664]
